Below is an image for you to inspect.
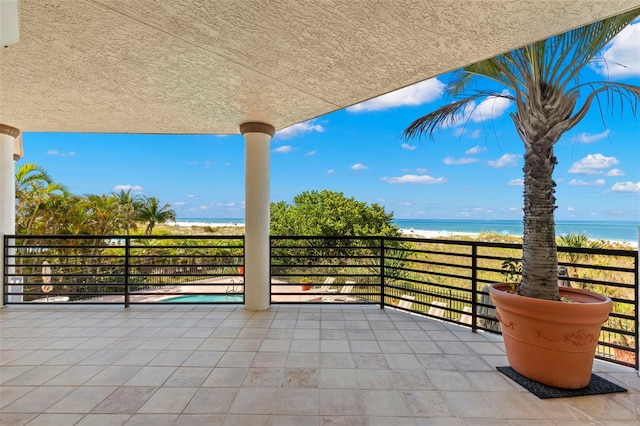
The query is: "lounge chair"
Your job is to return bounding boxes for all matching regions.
[427,301,447,317]
[317,277,337,293]
[459,306,473,325]
[397,295,415,310]
[322,282,355,302]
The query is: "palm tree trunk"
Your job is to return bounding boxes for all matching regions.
[519,140,560,300]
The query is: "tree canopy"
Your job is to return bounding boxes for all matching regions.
[15,163,176,236]
[270,190,400,237]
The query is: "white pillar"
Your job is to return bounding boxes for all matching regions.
[0,124,21,305]
[240,122,275,311]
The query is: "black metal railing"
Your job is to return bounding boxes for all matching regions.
[3,234,638,368]
[269,236,638,369]
[3,235,245,305]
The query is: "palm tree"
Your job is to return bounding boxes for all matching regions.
[111,189,140,235]
[15,163,67,234]
[136,196,176,235]
[403,11,640,301]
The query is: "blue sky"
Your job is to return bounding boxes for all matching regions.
[20,22,640,222]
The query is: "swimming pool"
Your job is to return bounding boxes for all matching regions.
[162,294,244,303]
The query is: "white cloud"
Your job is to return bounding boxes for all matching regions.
[381,174,447,184]
[273,145,293,153]
[605,168,624,177]
[416,168,428,174]
[610,181,640,193]
[186,194,198,198]
[326,169,335,174]
[508,178,524,186]
[573,129,610,144]
[568,153,619,174]
[468,93,512,122]
[443,157,478,165]
[470,129,482,138]
[465,145,486,155]
[173,202,187,206]
[401,143,417,151]
[508,207,518,211]
[305,150,317,157]
[47,149,75,157]
[488,153,519,168]
[351,163,369,170]
[347,78,445,112]
[569,178,605,186]
[593,22,640,78]
[567,207,575,211]
[276,120,325,139]
[112,184,144,192]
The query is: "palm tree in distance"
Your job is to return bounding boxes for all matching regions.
[403,11,640,301]
[136,196,176,235]
[112,189,140,235]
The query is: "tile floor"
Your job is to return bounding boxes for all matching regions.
[1,304,638,425]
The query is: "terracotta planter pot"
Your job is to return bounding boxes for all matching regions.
[300,282,312,291]
[489,283,612,389]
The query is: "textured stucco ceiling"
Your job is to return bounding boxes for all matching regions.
[1,0,639,135]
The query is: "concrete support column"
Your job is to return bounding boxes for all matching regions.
[0,124,21,305]
[240,122,275,311]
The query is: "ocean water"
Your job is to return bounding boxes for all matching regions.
[178,218,640,243]
[393,219,639,243]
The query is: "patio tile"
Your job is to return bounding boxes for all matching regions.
[0,386,35,409]
[47,386,115,413]
[1,304,637,424]
[361,390,411,416]
[75,413,132,425]
[92,387,157,413]
[124,366,176,386]
[165,366,212,387]
[124,414,178,425]
[138,387,198,413]
[242,367,284,387]
[86,366,142,386]
[25,413,85,426]
[4,365,69,386]
[319,368,358,389]
[283,368,318,388]
[174,414,225,425]
[203,367,248,387]
[3,386,75,413]
[182,350,224,367]
[318,389,365,415]
[274,388,319,415]
[229,388,277,414]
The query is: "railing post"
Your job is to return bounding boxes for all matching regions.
[124,236,130,308]
[471,243,478,332]
[380,238,385,309]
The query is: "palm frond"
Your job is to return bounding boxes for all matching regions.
[403,91,513,141]
[566,81,640,131]
[555,10,640,89]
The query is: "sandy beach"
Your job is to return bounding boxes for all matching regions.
[171,221,638,249]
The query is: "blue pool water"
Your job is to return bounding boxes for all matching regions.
[163,294,244,303]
